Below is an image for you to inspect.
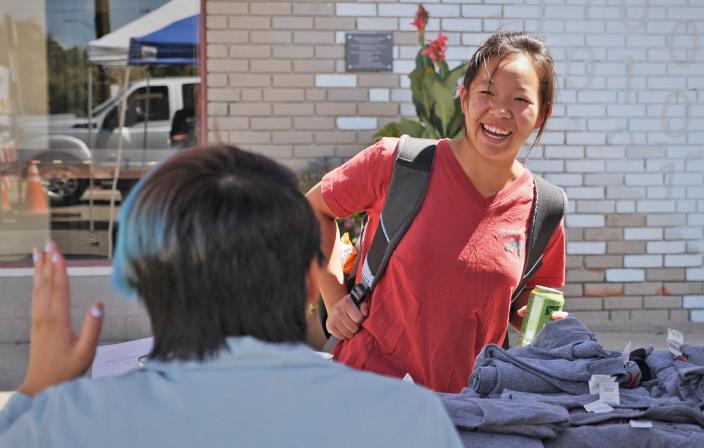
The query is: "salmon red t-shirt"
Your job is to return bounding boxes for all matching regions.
[321,138,566,393]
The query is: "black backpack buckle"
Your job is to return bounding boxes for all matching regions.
[349,283,368,307]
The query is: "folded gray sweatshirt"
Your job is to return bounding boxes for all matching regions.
[646,345,704,403]
[544,422,704,448]
[470,316,641,396]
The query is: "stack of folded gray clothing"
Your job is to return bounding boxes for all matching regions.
[469,315,642,396]
[438,316,704,447]
[645,344,704,404]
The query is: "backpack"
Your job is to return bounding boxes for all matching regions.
[320,135,567,352]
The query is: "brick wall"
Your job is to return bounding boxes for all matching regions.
[206,0,704,331]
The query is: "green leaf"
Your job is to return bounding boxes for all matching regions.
[429,79,455,137]
[444,63,468,92]
[438,60,450,79]
[397,118,425,137]
[373,121,401,140]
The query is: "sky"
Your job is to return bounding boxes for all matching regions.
[45,0,170,48]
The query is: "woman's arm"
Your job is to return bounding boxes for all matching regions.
[306,185,368,340]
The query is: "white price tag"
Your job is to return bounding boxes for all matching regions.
[402,373,415,384]
[589,375,616,395]
[667,328,684,356]
[598,381,620,406]
[629,420,653,428]
[622,341,632,366]
[584,400,614,414]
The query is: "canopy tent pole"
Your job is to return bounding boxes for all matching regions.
[107,66,131,259]
[87,65,95,233]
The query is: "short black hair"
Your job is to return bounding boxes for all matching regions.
[113,144,321,360]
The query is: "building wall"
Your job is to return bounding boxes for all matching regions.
[206,0,704,331]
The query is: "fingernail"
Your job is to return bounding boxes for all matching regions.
[90,304,104,318]
[32,248,40,264]
[51,251,59,264]
[44,240,52,253]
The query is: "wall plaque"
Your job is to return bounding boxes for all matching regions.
[345,33,393,72]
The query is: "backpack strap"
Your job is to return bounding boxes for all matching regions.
[322,135,436,352]
[503,175,567,348]
[358,135,437,296]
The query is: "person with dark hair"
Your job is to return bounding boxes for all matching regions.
[0,145,462,447]
[307,31,569,393]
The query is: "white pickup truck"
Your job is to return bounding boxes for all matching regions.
[17,76,200,205]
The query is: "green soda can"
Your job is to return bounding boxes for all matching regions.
[518,285,565,347]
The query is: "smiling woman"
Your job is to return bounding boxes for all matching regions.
[306,31,568,393]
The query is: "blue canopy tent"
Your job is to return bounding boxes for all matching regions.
[127,14,199,65]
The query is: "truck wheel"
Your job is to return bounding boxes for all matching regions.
[44,165,89,207]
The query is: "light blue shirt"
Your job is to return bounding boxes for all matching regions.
[0,336,462,447]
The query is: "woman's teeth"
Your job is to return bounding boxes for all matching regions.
[482,124,512,138]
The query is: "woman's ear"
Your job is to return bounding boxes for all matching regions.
[305,261,320,304]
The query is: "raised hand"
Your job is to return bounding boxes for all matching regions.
[18,241,104,397]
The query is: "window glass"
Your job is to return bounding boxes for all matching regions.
[0,0,201,265]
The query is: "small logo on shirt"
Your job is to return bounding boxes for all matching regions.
[500,230,524,258]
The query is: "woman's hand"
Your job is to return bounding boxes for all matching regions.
[326,294,369,340]
[17,241,104,397]
[517,306,569,321]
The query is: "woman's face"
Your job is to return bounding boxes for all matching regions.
[460,54,542,164]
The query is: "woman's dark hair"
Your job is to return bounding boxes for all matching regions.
[113,144,322,361]
[462,31,556,150]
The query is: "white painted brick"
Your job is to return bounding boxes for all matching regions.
[606,269,645,283]
[567,133,606,145]
[692,311,704,322]
[461,5,501,17]
[624,255,663,268]
[606,187,645,202]
[625,174,663,186]
[665,255,703,268]
[616,201,636,213]
[586,34,625,48]
[678,201,697,213]
[358,18,398,30]
[390,89,412,102]
[336,117,378,130]
[503,6,542,18]
[545,146,584,159]
[687,269,704,281]
[577,200,615,213]
[607,105,646,117]
[566,215,605,228]
[565,187,604,200]
[369,89,390,102]
[424,4,460,17]
[684,296,704,309]
[647,187,686,200]
[567,105,606,117]
[647,241,687,254]
[688,214,704,226]
[587,147,625,159]
[393,60,415,74]
[666,227,703,241]
[688,188,704,199]
[624,228,663,241]
[400,103,415,117]
[336,3,376,16]
[315,75,356,88]
[545,174,583,187]
[667,173,704,185]
[626,34,666,48]
[637,200,677,213]
[441,19,482,32]
[527,160,563,172]
[606,160,645,173]
[335,32,346,45]
[567,242,607,255]
[566,160,605,173]
[377,4,417,16]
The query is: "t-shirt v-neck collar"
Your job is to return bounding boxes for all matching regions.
[437,139,532,210]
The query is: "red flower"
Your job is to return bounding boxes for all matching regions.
[411,4,429,31]
[420,32,448,64]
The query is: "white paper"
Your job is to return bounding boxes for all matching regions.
[667,328,684,356]
[91,337,154,379]
[630,419,653,428]
[598,381,620,406]
[315,351,334,361]
[589,375,616,395]
[584,400,613,414]
[622,340,632,366]
[402,373,415,384]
